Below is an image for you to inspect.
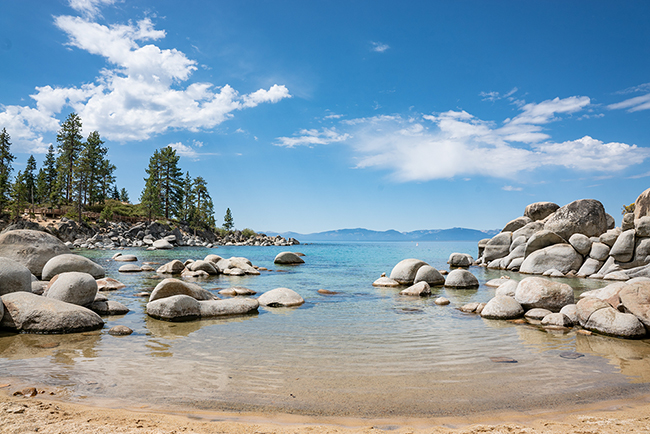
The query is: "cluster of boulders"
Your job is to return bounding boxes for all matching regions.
[0,229,129,333]
[475,188,650,281]
[475,276,650,339]
[17,218,300,250]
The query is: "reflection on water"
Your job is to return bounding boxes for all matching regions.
[2,241,648,417]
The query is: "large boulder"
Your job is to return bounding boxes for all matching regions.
[635,187,650,220]
[599,228,621,247]
[372,277,401,287]
[0,257,32,296]
[483,232,512,262]
[447,253,473,268]
[636,216,650,238]
[153,239,174,249]
[400,281,431,296]
[156,260,185,274]
[618,282,650,330]
[149,278,217,302]
[576,297,611,326]
[0,291,103,333]
[512,221,545,241]
[258,287,305,307]
[577,258,603,277]
[502,216,532,233]
[495,280,518,297]
[480,296,524,319]
[42,254,105,280]
[610,229,636,263]
[413,265,445,286]
[444,269,479,288]
[199,298,259,318]
[569,234,592,256]
[187,260,219,275]
[524,202,560,222]
[0,230,70,278]
[524,230,566,258]
[274,252,305,264]
[389,259,428,285]
[589,242,610,261]
[146,294,201,321]
[519,244,583,275]
[582,303,646,338]
[45,272,98,307]
[88,300,130,316]
[544,199,608,240]
[514,277,574,312]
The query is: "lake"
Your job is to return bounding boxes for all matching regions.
[2,241,650,418]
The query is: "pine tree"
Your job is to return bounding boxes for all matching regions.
[98,159,116,203]
[24,155,37,213]
[158,146,184,219]
[222,207,234,231]
[119,188,129,203]
[190,176,215,231]
[140,149,163,221]
[111,185,120,200]
[42,145,59,207]
[56,113,83,203]
[180,171,195,222]
[0,128,15,213]
[36,168,47,205]
[10,171,27,221]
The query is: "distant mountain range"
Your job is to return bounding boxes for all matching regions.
[264,227,500,242]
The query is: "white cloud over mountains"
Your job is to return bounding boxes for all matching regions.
[277,96,649,181]
[0,11,290,152]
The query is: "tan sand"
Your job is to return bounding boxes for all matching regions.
[3,385,650,434]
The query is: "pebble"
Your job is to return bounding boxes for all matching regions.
[108,325,133,336]
[434,297,450,305]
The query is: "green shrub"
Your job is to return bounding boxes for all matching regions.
[242,228,256,238]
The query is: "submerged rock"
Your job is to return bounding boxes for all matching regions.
[372,276,401,287]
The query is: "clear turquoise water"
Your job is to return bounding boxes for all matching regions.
[2,241,650,417]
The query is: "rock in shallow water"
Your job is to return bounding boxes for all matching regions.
[0,257,32,296]
[45,272,97,307]
[400,281,431,296]
[389,259,428,285]
[0,229,70,278]
[444,269,479,288]
[274,252,305,264]
[481,296,524,319]
[149,278,217,302]
[258,287,305,307]
[41,254,105,281]
[514,277,574,312]
[372,276,401,287]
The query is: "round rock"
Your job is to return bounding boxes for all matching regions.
[274,252,305,264]
[146,294,200,321]
[481,296,524,320]
[45,272,98,307]
[0,257,32,296]
[400,281,431,296]
[389,259,428,285]
[413,265,445,286]
[149,278,217,302]
[444,269,479,288]
[258,287,305,307]
[514,277,574,312]
[0,229,70,278]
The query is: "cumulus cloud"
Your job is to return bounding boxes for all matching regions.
[0,13,291,151]
[68,0,117,19]
[278,96,649,182]
[371,42,390,53]
[275,128,351,148]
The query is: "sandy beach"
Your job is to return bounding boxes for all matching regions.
[3,384,650,434]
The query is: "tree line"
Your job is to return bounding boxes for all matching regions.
[0,112,226,232]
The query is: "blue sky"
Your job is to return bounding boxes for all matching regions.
[1,0,649,233]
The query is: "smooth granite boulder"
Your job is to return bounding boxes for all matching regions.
[389,259,428,285]
[514,277,574,312]
[599,228,621,247]
[481,296,524,319]
[204,254,223,264]
[146,294,200,321]
[500,244,525,269]
[156,260,186,274]
[444,269,479,288]
[610,229,636,263]
[635,187,650,220]
[524,202,560,222]
[589,242,610,261]
[218,287,257,296]
[576,297,611,326]
[507,257,524,271]
[622,213,635,231]
[118,264,142,273]
[149,278,217,302]
[483,232,512,262]
[577,258,603,277]
[372,277,401,287]
[153,239,173,249]
[258,287,305,307]
[0,230,70,278]
[400,281,431,296]
[486,278,511,288]
[42,254,105,280]
[569,234,592,256]
[520,244,583,275]
[199,298,259,318]
[495,280,518,297]
[636,216,650,238]
[524,308,553,320]
[560,304,578,324]
[585,307,645,338]
[447,253,473,268]
[187,260,219,275]
[541,313,573,327]
[274,252,305,264]
[413,265,445,286]
[512,221,545,241]
[114,255,137,262]
[88,300,130,316]
[0,291,103,333]
[45,272,98,307]
[618,282,650,330]
[635,238,650,265]
[544,199,608,241]
[0,257,32,296]
[524,230,566,258]
[502,216,532,233]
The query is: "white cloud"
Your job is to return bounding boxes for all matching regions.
[614,82,650,95]
[68,0,116,19]
[371,42,390,53]
[275,128,351,148]
[323,113,344,120]
[502,186,523,191]
[608,93,650,112]
[168,142,218,160]
[278,96,648,182]
[0,14,291,149]
[480,87,518,102]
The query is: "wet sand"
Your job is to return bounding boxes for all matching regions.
[4,385,650,434]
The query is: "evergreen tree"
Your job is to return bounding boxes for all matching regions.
[36,168,47,205]
[191,176,215,230]
[180,171,195,222]
[98,159,116,203]
[0,128,15,213]
[23,155,37,211]
[119,188,129,203]
[140,149,163,221]
[158,146,184,219]
[56,113,83,203]
[42,145,59,206]
[111,185,120,200]
[222,207,234,231]
[10,171,27,221]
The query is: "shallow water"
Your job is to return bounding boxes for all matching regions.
[2,241,650,417]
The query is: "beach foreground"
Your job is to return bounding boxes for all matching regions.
[3,388,650,434]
